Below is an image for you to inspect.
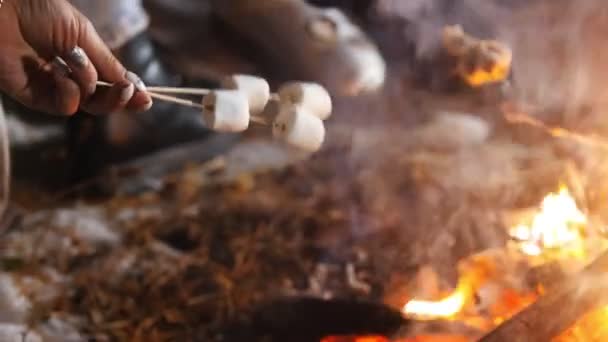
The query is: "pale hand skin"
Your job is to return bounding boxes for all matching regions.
[0,0,152,115]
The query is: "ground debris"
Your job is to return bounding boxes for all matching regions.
[2,118,586,340]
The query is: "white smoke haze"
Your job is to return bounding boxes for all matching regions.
[377,0,608,122]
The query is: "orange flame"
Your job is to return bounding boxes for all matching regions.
[320,336,389,342]
[402,272,478,320]
[402,286,468,320]
[556,306,608,341]
[402,186,587,321]
[509,185,587,258]
[320,335,470,342]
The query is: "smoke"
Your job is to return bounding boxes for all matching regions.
[376,0,608,119]
[501,0,608,119]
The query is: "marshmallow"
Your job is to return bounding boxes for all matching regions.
[202,90,250,132]
[221,74,270,114]
[272,105,325,152]
[278,82,333,120]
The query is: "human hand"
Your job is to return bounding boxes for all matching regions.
[0,0,153,115]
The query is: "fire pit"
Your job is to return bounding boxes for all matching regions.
[320,184,608,341]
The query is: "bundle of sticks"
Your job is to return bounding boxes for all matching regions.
[97,74,332,152]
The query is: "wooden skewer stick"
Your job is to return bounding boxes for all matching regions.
[96,81,204,108]
[147,92,204,109]
[97,82,276,98]
[96,81,112,87]
[97,81,210,95]
[95,81,270,126]
[145,86,210,96]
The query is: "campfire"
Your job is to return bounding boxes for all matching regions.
[323,184,608,342]
[7,1,608,341]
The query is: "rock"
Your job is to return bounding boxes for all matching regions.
[0,274,31,324]
[51,207,120,246]
[38,316,85,342]
[416,112,491,150]
[0,324,41,342]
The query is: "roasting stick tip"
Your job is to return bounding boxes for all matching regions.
[148,92,204,109]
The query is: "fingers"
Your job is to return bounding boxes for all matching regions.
[12,2,151,114]
[62,46,98,100]
[74,17,127,84]
[51,65,82,115]
[73,19,154,112]
[59,47,152,114]
[12,57,82,116]
[125,91,153,113]
[70,16,153,113]
[81,81,134,115]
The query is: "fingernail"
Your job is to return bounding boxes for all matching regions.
[119,83,135,102]
[68,46,88,69]
[132,99,153,114]
[126,71,147,92]
[139,99,153,113]
[51,57,71,77]
[87,83,97,96]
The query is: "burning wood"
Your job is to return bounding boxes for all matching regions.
[320,335,468,342]
[480,251,608,342]
[442,25,512,88]
[502,105,608,152]
[401,248,538,330]
[321,335,390,342]
[399,182,608,340]
[556,306,608,341]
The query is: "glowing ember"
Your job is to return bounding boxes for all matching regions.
[320,336,389,342]
[320,335,470,342]
[396,184,607,340]
[556,306,608,341]
[509,186,587,258]
[402,282,471,320]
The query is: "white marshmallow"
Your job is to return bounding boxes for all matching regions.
[272,105,325,152]
[278,82,333,120]
[221,74,270,114]
[202,90,250,132]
